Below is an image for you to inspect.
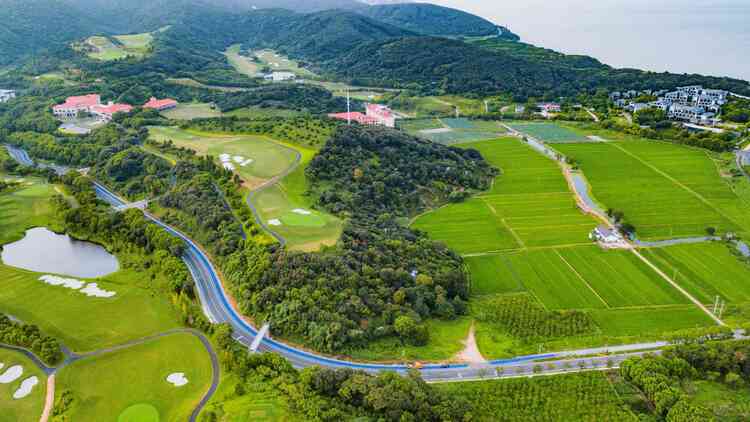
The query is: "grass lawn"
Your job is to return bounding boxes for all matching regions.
[160,103,222,120]
[0,349,46,421]
[643,242,750,304]
[224,44,260,77]
[148,126,296,189]
[253,49,316,77]
[590,306,714,337]
[113,32,153,55]
[201,373,294,421]
[412,137,597,253]
[555,139,750,240]
[345,317,472,362]
[55,332,213,422]
[0,264,181,352]
[508,122,590,143]
[0,179,57,245]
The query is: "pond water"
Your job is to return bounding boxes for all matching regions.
[1,227,119,278]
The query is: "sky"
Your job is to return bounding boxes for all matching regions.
[424,0,750,81]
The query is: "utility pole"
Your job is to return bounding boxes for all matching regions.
[484,100,489,114]
[346,88,351,126]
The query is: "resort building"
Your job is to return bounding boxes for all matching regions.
[365,103,396,128]
[327,112,381,126]
[52,94,101,119]
[265,71,296,82]
[143,97,178,111]
[539,103,561,113]
[90,102,133,121]
[0,89,16,103]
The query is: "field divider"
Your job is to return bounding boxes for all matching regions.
[555,250,611,309]
[630,249,725,326]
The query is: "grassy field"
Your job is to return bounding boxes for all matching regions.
[253,49,316,77]
[465,254,525,296]
[0,179,56,245]
[201,373,294,421]
[413,137,597,253]
[160,103,222,120]
[148,127,297,189]
[555,140,750,240]
[643,242,750,304]
[508,122,590,143]
[224,44,260,77]
[80,32,153,61]
[397,118,444,132]
[0,349,46,421]
[250,144,343,251]
[590,306,714,337]
[55,332,213,422]
[0,264,182,352]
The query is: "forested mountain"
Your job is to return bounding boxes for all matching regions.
[356,3,508,38]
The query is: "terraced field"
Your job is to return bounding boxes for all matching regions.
[555,140,750,240]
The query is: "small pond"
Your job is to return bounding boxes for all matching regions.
[1,227,119,278]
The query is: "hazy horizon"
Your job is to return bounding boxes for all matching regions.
[425,0,750,82]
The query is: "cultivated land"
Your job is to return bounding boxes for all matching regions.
[148,126,297,189]
[55,332,212,421]
[554,139,750,240]
[507,122,590,143]
[413,137,596,253]
[0,349,46,421]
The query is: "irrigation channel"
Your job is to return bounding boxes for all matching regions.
[2,144,737,384]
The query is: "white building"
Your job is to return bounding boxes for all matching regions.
[267,72,296,82]
[629,103,649,113]
[590,225,623,244]
[649,99,672,112]
[669,104,706,122]
[0,89,16,103]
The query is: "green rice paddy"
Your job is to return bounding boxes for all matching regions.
[507,122,590,143]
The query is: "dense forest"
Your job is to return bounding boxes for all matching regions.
[356,3,503,38]
[0,313,62,365]
[307,126,497,216]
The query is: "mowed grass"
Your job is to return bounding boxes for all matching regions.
[555,140,750,240]
[252,144,343,251]
[508,122,589,143]
[0,264,181,352]
[590,306,714,336]
[643,242,750,304]
[413,137,597,254]
[224,44,260,77]
[0,349,46,421]
[148,126,296,188]
[160,103,222,120]
[0,180,56,245]
[55,332,213,422]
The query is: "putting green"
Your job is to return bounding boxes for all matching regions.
[118,403,160,422]
[279,210,326,227]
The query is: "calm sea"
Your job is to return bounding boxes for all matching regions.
[430,0,750,82]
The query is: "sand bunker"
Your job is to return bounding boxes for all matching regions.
[292,209,312,215]
[166,372,189,387]
[80,283,116,298]
[268,219,282,226]
[219,153,252,170]
[0,365,23,384]
[12,376,38,399]
[39,275,85,290]
[38,275,116,298]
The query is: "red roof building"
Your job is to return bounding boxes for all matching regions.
[52,94,102,118]
[327,112,381,126]
[143,97,178,111]
[90,102,133,121]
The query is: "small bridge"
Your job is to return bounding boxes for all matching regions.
[250,323,270,353]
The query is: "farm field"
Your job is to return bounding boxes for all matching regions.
[438,372,637,421]
[54,332,213,422]
[0,264,181,352]
[508,122,590,143]
[250,144,343,251]
[0,349,46,421]
[590,306,714,337]
[413,137,597,254]
[148,126,297,189]
[160,103,222,120]
[403,117,507,145]
[555,140,750,240]
[642,242,750,304]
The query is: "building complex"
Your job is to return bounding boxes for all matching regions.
[612,85,729,126]
[328,103,396,128]
[0,89,16,103]
[53,94,178,121]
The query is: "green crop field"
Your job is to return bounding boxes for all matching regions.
[55,332,213,422]
[413,137,597,253]
[160,103,222,120]
[590,306,714,336]
[0,264,181,352]
[148,127,297,189]
[508,122,590,143]
[0,349,46,421]
[465,254,525,296]
[250,143,343,251]
[555,140,750,240]
[643,243,750,304]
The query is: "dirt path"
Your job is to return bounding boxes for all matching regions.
[455,323,486,366]
[39,375,54,422]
